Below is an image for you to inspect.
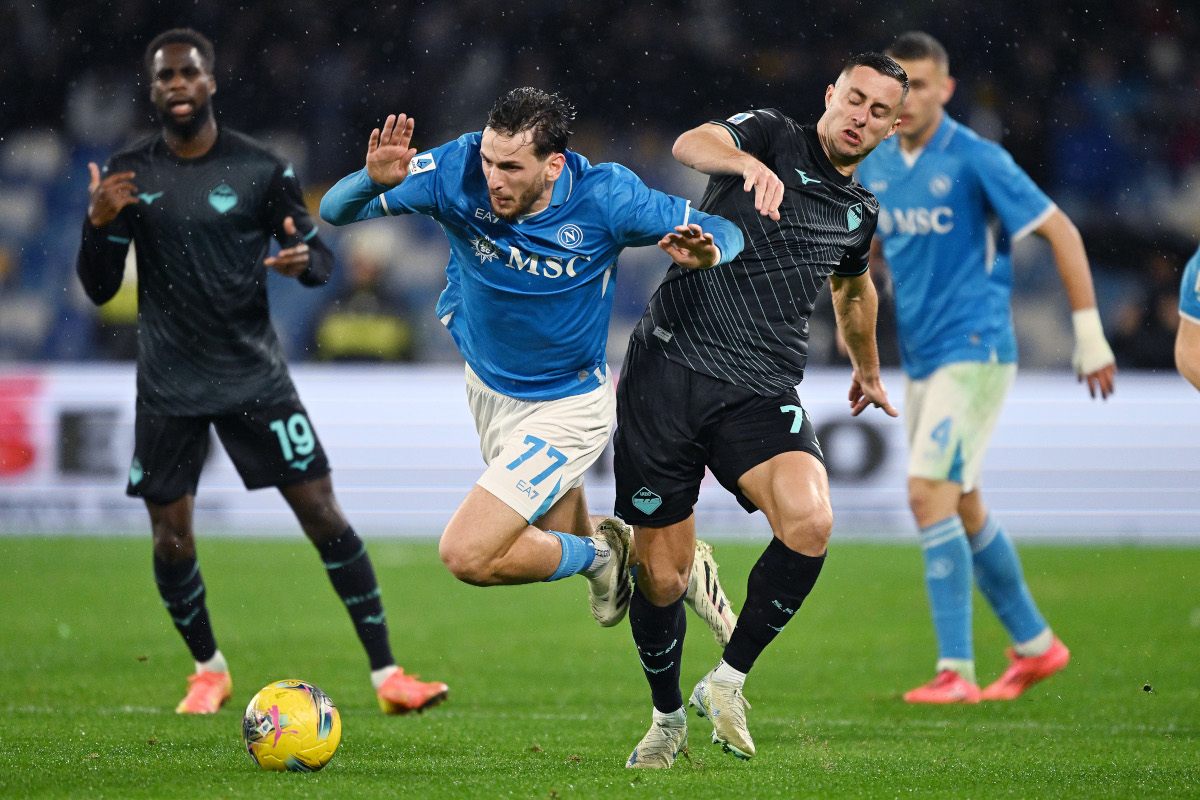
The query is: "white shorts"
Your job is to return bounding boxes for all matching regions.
[904,361,1017,492]
[465,363,615,523]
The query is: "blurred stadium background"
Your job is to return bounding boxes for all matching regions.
[1,0,1198,538]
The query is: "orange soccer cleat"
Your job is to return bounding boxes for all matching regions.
[377,668,449,715]
[903,670,981,704]
[981,637,1070,701]
[175,670,232,714]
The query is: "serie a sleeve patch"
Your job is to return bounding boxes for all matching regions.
[408,153,437,175]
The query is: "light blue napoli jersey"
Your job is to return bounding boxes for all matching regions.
[321,133,743,400]
[1181,245,1200,324]
[857,116,1055,379]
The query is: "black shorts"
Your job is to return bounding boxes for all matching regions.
[127,399,331,504]
[613,340,824,527]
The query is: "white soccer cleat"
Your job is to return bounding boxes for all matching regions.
[588,518,632,627]
[626,717,688,769]
[685,539,738,647]
[689,669,755,759]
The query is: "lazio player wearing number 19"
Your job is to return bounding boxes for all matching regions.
[320,89,744,641]
[76,28,448,717]
[856,31,1117,704]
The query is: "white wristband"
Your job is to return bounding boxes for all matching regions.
[1071,308,1115,376]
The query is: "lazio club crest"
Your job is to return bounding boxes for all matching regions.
[847,203,863,232]
[208,183,238,214]
[632,487,662,515]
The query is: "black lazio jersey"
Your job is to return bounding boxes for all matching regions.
[77,129,332,415]
[632,110,879,395]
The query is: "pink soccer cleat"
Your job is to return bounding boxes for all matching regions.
[377,668,449,715]
[981,637,1070,701]
[175,670,232,714]
[903,670,981,704]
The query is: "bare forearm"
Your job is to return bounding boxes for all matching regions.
[833,277,883,380]
[1040,210,1097,311]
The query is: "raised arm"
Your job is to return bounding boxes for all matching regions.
[1033,208,1116,399]
[830,271,898,418]
[320,113,418,226]
[672,123,783,221]
[76,161,136,306]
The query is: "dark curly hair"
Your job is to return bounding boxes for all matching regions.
[143,28,215,78]
[485,87,575,158]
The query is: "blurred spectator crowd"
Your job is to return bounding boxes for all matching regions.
[1,0,1197,369]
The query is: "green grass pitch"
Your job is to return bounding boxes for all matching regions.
[2,536,1197,798]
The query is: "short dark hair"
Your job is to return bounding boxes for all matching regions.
[886,31,950,70]
[839,52,910,104]
[143,28,215,77]
[485,88,575,159]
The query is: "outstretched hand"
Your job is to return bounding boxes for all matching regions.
[264,216,310,277]
[87,162,138,227]
[657,223,721,269]
[848,370,899,418]
[366,113,417,187]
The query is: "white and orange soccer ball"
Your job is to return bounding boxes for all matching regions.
[242,679,341,772]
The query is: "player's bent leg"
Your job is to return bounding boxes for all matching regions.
[439,485,575,585]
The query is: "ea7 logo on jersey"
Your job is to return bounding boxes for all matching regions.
[847,203,863,232]
[409,154,436,175]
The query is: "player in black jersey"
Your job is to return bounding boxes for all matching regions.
[619,54,908,768]
[75,28,447,716]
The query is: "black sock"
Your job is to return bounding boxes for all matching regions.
[318,528,394,671]
[153,555,217,664]
[722,537,825,674]
[629,585,686,712]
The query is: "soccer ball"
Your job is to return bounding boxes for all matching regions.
[242,679,342,772]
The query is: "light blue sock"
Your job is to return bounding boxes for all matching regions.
[970,515,1048,644]
[544,530,596,582]
[918,516,973,662]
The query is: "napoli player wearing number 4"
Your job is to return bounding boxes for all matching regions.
[857,31,1117,704]
[75,28,448,716]
[320,89,745,643]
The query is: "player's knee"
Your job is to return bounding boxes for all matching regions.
[151,521,194,561]
[637,562,688,606]
[438,535,495,586]
[777,501,832,554]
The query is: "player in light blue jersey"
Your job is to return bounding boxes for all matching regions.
[321,88,745,645]
[1177,245,1200,391]
[857,32,1116,703]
